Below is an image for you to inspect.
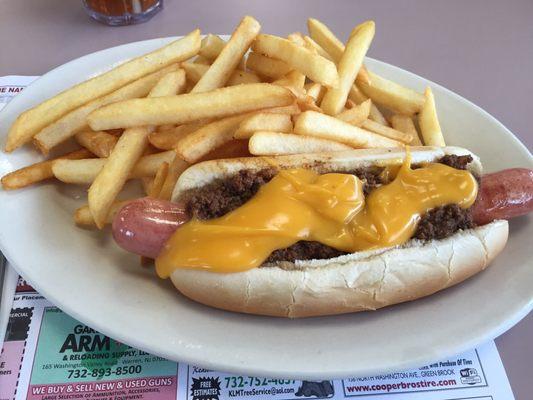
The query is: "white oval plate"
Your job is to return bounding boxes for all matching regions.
[0,37,531,379]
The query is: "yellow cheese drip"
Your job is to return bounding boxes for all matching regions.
[156,155,478,277]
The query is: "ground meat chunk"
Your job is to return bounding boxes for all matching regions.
[186,169,275,219]
[414,204,474,241]
[437,154,473,170]
[264,241,348,264]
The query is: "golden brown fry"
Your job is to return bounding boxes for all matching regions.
[390,114,422,145]
[33,65,180,154]
[5,31,201,152]
[302,36,333,61]
[361,119,413,144]
[88,70,187,228]
[321,21,375,115]
[52,151,176,184]
[1,149,92,190]
[245,52,292,79]
[181,62,260,86]
[249,131,352,155]
[149,162,169,198]
[418,87,445,146]
[75,130,118,158]
[358,70,425,115]
[252,34,338,88]
[348,85,389,126]
[176,113,251,162]
[336,99,371,126]
[294,111,403,148]
[307,18,345,63]
[192,16,261,93]
[272,70,306,89]
[158,153,190,201]
[148,122,204,150]
[194,55,211,65]
[199,34,226,60]
[304,83,326,104]
[74,200,132,228]
[234,113,293,139]
[148,69,187,97]
[89,127,152,228]
[287,32,306,46]
[87,84,294,130]
[261,102,301,115]
[307,18,369,84]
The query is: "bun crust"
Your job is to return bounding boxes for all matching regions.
[168,147,507,318]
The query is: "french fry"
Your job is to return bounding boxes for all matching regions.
[358,70,425,115]
[75,130,118,158]
[321,21,375,115]
[272,70,306,89]
[234,113,293,139]
[294,111,403,148]
[52,151,176,184]
[131,151,176,177]
[302,36,333,61]
[252,34,339,88]
[192,16,261,93]
[74,200,132,228]
[304,83,326,104]
[88,71,186,228]
[33,65,180,154]
[261,102,301,115]
[226,70,261,85]
[182,62,260,86]
[149,162,170,198]
[158,154,190,201]
[249,131,352,155]
[390,114,422,145]
[1,149,92,190]
[307,18,345,63]
[87,84,294,130]
[336,98,371,126]
[198,35,246,70]
[418,87,445,146]
[348,85,389,126]
[307,18,370,84]
[148,69,187,97]
[245,52,292,79]
[148,122,204,150]
[287,32,306,47]
[176,113,252,162]
[194,55,211,65]
[361,119,413,144]
[5,30,201,152]
[199,34,226,60]
[89,126,152,227]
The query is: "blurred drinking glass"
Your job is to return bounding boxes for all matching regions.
[82,0,163,26]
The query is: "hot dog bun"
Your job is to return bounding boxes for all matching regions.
[169,147,508,317]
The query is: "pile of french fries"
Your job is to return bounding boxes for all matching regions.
[1,16,445,237]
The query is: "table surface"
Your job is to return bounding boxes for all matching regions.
[0,0,531,398]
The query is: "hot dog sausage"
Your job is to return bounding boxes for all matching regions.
[112,197,190,259]
[472,168,533,225]
[113,169,533,258]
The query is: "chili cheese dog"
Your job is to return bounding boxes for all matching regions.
[113,147,532,317]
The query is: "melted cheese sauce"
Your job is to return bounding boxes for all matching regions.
[156,155,478,276]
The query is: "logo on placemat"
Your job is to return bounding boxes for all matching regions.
[460,368,482,385]
[190,376,221,400]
